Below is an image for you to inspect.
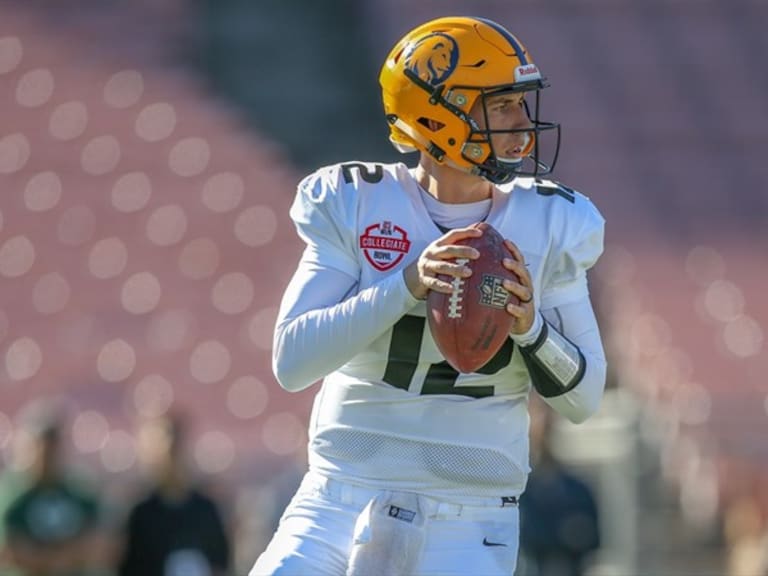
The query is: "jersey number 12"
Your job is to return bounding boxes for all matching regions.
[383,315,514,398]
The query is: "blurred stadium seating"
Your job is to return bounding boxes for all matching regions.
[0,0,314,499]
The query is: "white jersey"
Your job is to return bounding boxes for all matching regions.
[281,161,605,498]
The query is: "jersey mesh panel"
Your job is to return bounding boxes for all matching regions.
[313,429,523,490]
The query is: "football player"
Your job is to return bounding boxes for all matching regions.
[251,16,607,576]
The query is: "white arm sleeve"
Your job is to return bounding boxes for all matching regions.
[272,256,420,392]
[540,194,605,310]
[538,298,607,423]
[522,189,606,422]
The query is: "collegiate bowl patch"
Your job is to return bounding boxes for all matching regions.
[359,221,412,271]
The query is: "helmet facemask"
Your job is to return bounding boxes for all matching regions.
[463,87,561,183]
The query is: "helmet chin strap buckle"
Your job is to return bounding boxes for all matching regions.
[480,167,516,185]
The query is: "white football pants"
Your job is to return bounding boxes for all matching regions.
[250,472,520,576]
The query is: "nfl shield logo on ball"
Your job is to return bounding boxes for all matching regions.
[478,275,509,309]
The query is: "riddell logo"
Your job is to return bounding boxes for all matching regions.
[515,64,540,80]
[359,221,411,271]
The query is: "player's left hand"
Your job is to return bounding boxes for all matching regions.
[502,239,535,335]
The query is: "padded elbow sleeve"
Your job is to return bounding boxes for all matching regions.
[520,319,586,397]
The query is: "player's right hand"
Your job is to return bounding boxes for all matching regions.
[403,226,481,300]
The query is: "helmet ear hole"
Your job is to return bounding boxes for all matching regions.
[417,117,445,132]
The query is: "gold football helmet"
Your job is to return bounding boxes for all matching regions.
[379,16,560,183]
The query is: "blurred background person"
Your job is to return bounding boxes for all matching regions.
[517,397,600,576]
[723,495,768,576]
[116,412,231,576]
[0,399,107,576]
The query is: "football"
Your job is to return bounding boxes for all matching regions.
[426,222,518,374]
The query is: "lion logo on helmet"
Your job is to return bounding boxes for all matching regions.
[403,32,459,86]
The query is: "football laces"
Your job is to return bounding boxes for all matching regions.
[447,258,468,319]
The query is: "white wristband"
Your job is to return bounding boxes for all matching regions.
[510,311,543,346]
